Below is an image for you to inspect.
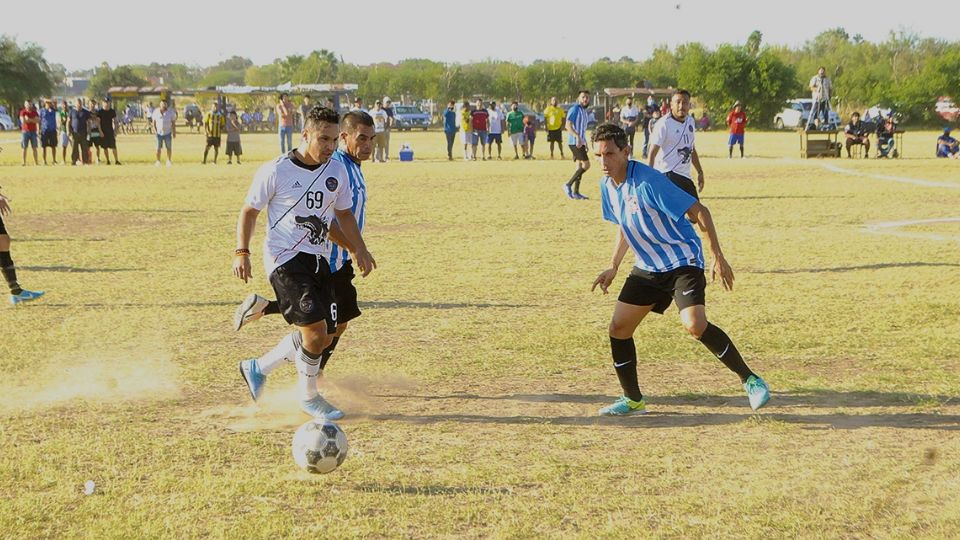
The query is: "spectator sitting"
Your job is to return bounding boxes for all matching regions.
[937,127,960,159]
[876,115,897,158]
[696,110,711,131]
[843,112,871,158]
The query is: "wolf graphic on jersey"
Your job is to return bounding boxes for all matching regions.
[295,215,330,245]
[677,146,693,164]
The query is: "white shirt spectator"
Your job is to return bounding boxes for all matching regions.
[809,75,832,101]
[152,108,177,136]
[487,109,504,134]
[370,108,388,134]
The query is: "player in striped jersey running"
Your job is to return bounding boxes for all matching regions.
[235,111,375,419]
[590,123,769,415]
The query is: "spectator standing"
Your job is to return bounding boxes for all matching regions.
[58,101,70,164]
[641,96,658,158]
[88,102,103,164]
[351,97,366,112]
[19,101,40,166]
[69,98,91,166]
[471,99,490,161]
[843,112,870,158]
[543,96,566,159]
[726,102,748,158]
[806,66,833,131]
[369,100,389,162]
[523,114,537,159]
[382,97,395,161]
[226,111,243,164]
[298,95,312,133]
[97,99,120,165]
[152,100,177,167]
[276,93,295,153]
[459,101,474,161]
[39,99,59,165]
[619,97,639,155]
[506,102,525,160]
[443,100,457,161]
[203,103,225,164]
[486,101,505,160]
[144,101,155,134]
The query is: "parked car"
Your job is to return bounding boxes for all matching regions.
[936,96,959,123]
[392,104,431,131]
[774,99,841,130]
[0,105,15,131]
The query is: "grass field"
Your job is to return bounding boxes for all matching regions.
[1,127,959,538]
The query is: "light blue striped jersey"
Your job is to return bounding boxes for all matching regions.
[599,160,704,272]
[566,104,589,145]
[328,149,367,273]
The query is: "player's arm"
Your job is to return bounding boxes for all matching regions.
[691,148,705,191]
[326,221,354,251]
[333,208,376,277]
[233,205,260,283]
[647,144,660,167]
[685,201,733,291]
[0,191,12,217]
[592,229,629,295]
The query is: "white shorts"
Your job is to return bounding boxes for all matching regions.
[60,132,69,147]
[510,132,525,146]
[461,131,472,144]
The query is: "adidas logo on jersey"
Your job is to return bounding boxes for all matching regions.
[293,181,302,188]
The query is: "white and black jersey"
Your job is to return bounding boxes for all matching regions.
[245,152,353,276]
[650,113,696,179]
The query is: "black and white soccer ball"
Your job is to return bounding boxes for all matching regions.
[292,420,349,474]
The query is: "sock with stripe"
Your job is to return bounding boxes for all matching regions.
[258,331,301,375]
[697,323,755,383]
[610,336,643,402]
[0,251,22,295]
[295,345,323,401]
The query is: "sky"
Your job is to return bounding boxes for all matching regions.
[1,0,954,72]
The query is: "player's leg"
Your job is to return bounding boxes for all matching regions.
[213,141,219,164]
[673,268,768,410]
[1,230,44,306]
[203,142,210,164]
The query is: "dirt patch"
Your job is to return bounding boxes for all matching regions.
[9,212,170,240]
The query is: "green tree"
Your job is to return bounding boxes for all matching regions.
[0,35,55,104]
[88,63,147,98]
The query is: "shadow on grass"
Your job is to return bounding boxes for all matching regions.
[709,195,843,200]
[748,262,960,274]
[16,237,107,243]
[20,265,142,273]
[353,484,514,495]
[360,300,536,310]
[36,301,238,308]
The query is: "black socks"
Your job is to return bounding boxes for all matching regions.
[0,251,21,295]
[264,300,281,315]
[610,337,643,402]
[566,166,585,192]
[697,323,755,383]
[319,336,340,371]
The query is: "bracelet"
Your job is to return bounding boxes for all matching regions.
[234,248,251,256]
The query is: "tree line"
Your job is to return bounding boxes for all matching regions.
[4,29,960,126]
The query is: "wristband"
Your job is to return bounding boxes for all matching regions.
[234,248,250,257]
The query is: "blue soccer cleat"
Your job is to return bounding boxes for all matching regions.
[574,193,590,200]
[300,395,344,420]
[744,375,770,411]
[239,359,266,401]
[10,289,44,306]
[598,396,647,416]
[563,184,574,199]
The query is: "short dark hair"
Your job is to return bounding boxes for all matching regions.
[578,90,589,97]
[851,112,860,117]
[672,89,691,99]
[592,123,629,150]
[341,110,374,132]
[279,93,287,100]
[304,105,340,131]
[448,100,455,106]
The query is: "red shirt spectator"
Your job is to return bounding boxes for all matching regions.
[20,107,39,133]
[471,108,489,131]
[727,109,747,135]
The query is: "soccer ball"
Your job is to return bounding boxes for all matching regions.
[292,420,349,474]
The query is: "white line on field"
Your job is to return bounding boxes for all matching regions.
[818,162,960,189]
[862,217,960,242]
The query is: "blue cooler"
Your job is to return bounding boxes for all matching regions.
[399,144,414,161]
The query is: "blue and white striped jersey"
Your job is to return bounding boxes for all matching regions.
[328,149,367,273]
[566,104,589,146]
[599,160,704,273]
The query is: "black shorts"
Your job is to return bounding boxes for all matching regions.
[618,265,706,314]
[100,133,116,149]
[665,171,699,200]
[569,144,589,161]
[226,141,242,155]
[0,213,6,235]
[331,260,362,325]
[547,129,563,143]
[41,131,57,148]
[89,136,102,148]
[269,252,339,331]
[206,136,221,147]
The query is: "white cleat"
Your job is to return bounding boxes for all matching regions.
[234,293,270,331]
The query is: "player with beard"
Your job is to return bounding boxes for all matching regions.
[233,106,376,419]
[235,111,375,419]
[647,89,705,206]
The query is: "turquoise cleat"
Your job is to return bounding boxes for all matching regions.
[10,289,44,306]
[744,375,770,411]
[598,396,647,416]
[300,395,344,420]
[239,359,266,402]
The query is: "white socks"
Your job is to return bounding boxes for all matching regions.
[258,331,300,375]
[295,347,321,401]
